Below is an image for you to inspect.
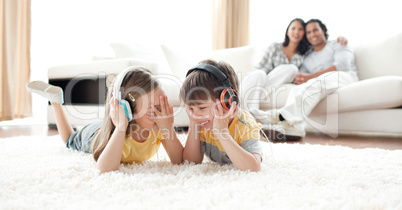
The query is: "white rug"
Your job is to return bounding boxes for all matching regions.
[1,135,402,209]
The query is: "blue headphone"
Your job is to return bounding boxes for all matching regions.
[186,63,239,110]
[112,66,139,122]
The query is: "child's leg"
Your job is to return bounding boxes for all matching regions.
[27,81,72,142]
[51,102,74,143]
[26,81,64,104]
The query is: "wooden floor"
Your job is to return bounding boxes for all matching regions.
[1,125,402,150]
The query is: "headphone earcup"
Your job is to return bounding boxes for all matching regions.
[220,88,239,110]
[117,100,133,122]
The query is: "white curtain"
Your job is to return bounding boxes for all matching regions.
[212,0,249,50]
[0,0,31,121]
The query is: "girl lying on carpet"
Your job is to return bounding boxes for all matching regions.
[181,59,262,172]
[27,66,183,173]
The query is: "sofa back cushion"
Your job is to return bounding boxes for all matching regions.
[206,45,259,81]
[161,45,259,81]
[110,43,173,75]
[160,45,200,79]
[354,33,402,80]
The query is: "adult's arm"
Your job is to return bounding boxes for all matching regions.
[294,43,355,84]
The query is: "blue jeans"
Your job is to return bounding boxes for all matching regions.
[65,121,102,153]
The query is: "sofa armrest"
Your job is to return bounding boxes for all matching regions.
[48,58,159,79]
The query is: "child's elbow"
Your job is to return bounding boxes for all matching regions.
[240,165,260,172]
[248,163,261,172]
[248,154,262,172]
[239,159,261,172]
[96,164,119,174]
[97,168,118,174]
[170,157,183,164]
[183,153,203,164]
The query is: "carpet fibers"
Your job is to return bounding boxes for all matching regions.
[1,135,401,209]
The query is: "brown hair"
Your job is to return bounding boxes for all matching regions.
[180,59,239,105]
[91,67,160,161]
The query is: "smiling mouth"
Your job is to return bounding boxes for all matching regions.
[200,120,209,126]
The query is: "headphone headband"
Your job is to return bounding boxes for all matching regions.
[186,63,232,88]
[186,63,238,110]
[113,66,142,100]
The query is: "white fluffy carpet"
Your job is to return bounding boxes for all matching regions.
[1,135,402,209]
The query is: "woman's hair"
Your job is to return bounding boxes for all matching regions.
[306,19,329,40]
[91,67,160,161]
[282,18,311,55]
[180,59,239,105]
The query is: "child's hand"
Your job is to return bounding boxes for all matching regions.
[212,99,238,133]
[109,97,128,130]
[185,105,198,127]
[151,95,174,130]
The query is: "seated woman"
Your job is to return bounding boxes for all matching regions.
[240,18,347,111]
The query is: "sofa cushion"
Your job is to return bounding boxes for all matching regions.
[327,75,402,113]
[305,109,402,136]
[110,43,173,75]
[206,45,258,80]
[48,58,159,79]
[156,75,183,106]
[160,45,200,79]
[260,76,402,116]
[161,45,258,80]
[354,33,402,80]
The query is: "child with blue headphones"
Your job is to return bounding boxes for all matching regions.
[181,59,262,171]
[26,66,183,173]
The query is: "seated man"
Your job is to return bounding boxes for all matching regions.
[251,19,358,141]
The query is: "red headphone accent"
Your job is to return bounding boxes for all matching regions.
[220,88,239,110]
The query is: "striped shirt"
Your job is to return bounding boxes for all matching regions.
[199,109,262,164]
[255,42,304,74]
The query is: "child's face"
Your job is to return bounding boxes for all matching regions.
[186,99,216,131]
[133,88,164,129]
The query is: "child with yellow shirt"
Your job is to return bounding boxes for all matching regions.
[27,66,183,173]
[181,60,262,172]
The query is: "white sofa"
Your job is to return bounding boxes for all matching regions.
[47,33,402,137]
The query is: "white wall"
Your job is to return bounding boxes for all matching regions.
[30,0,402,121]
[30,0,212,121]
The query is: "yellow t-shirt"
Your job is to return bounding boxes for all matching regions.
[121,131,163,163]
[200,109,262,163]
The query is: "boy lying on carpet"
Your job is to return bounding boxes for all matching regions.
[27,67,183,173]
[181,59,262,172]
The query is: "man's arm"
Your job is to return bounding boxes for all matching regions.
[332,43,355,72]
[294,42,355,84]
[294,65,336,85]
